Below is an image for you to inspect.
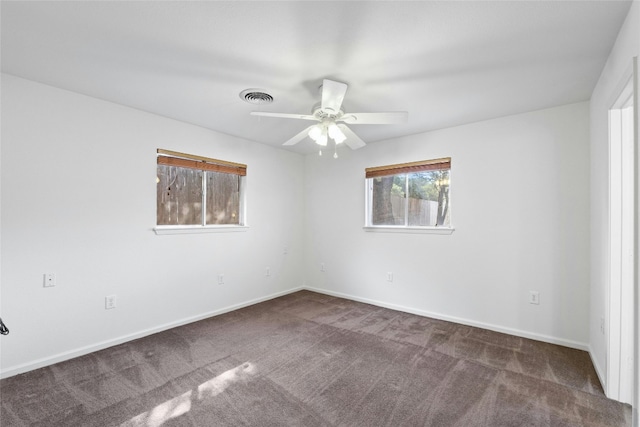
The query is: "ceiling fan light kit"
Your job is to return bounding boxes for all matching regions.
[328,123,346,144]
[307,120,346,147]
[250,79,408,157]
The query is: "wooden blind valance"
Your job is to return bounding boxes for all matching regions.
[157,149,247,176]
[365,157,450,179]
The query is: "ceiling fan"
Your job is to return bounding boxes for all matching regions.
[250,79,408,157]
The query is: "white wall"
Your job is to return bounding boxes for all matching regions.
[0,74,306,377]
[304,102,591,349]
[589,1,639,390]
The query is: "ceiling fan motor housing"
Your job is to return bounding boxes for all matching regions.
[312,103,343,120]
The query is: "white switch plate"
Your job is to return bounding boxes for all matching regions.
[320,263,325,272]
[387,272,393,282]
[218,274,224,285]
[43,273,56,287]
[265,267,270,277]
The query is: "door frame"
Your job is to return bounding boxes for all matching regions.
[607,57,637,410]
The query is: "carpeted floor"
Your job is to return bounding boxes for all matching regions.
[0,290,632,426]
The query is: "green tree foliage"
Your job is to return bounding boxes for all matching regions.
[391,175,406,197]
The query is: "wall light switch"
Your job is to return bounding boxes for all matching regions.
[387,272,393,282]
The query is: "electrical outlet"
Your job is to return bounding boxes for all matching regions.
[387,272,393,282]
[529,291,540,305]
[320,263,325,272]
[265,267,270,277]
[218,274,224,285]
[283,247,288,255]
[105,295,117,310]
[43,273,56,287]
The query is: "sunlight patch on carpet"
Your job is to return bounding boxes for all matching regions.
[121,362,257,426]
[123,390,192,427]
[198,362,257,399]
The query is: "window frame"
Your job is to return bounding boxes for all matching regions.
[154,149,248,235]
[363,158,454,234]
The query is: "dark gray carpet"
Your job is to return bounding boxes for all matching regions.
[0,290,632,426]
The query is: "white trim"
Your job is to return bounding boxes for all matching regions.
[590,345,607,392]
[634,56,640,427]
[607,60,636,404]
[362,225,455,234]
[154,225,249,235]
[2,285,593,379]
[0,287,303,379]
[363,226,455,235]
[303,286,589,351]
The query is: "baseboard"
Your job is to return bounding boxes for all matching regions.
[303,286,590,352]
[589,345,607,392]
[0,287,304,379]
[2,285,591,379]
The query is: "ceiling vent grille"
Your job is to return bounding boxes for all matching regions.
[240,89,274,105]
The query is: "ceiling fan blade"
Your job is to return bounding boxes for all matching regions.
[283,125,315,146]
[338,124,366,150]
[251,112,318,121]
[339,111,408,124]
[321,79,348,114]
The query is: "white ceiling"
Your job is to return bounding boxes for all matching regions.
[1,1,632,154]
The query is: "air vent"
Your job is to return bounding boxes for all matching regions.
[239,89,274,105]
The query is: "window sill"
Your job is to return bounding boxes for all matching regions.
[363,226,455,235]
[154,225,249,235]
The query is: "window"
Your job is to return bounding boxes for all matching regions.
[365,158,451,229]
[156,149,246,230]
